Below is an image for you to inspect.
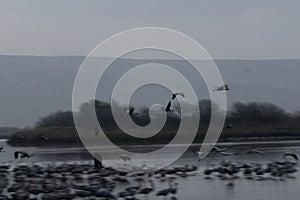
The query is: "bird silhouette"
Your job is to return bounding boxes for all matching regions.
[225,124,233,129]
[124,107,135,116]
[194,150,206,158]
[14,151,34,161]
[213,84,229,92]
[217,150,240,156]
[18,135,25,140]
[283,152,298,161]
[165,101,172,112]
[246,149,264,155]
[40,135,48,141]
[139,180,155,195]
[212,146,233,152]
[171,92,185,100]
[156,180,178,197]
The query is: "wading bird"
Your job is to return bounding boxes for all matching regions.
[40,135,48,141]
[139,180,155,195]
[120,154,131,161]
[225,124,233,129]
[156,180,178,197]
[14,151,34,161]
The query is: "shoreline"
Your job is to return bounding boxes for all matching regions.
[3,138,300,149]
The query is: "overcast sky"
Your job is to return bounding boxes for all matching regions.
[0,0,299,59]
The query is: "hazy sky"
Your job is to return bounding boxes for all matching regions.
[0,0,299,59]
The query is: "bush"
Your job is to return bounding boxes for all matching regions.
[36,111,75,127]
[229,102,288,124]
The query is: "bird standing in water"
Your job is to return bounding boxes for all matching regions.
[14,151,34,161]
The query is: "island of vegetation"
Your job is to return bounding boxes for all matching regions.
[7,99,300,147]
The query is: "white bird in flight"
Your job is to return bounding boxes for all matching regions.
[170,92,185,100]
[213,84,229,92]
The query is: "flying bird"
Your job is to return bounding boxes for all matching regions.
[125,107,135,116]
[195,145,233,159]
[246,149,264,155]
[212,145,233,153]
[165,101,172,112]
[217,151,240,156]
[171,92,185,100]
[213,84,229,92]
[283,152,298,161]
[194,150,206,159]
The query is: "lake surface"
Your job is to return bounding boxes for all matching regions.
[1,139,299,200]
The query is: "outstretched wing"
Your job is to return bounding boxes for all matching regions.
[174,92,185,97]
[284,153,298,160]
[213,145,233,152]
[165,101,172,112]
[171,93,176,100]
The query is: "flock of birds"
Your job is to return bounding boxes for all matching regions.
[165,84,229,113]
[195,145,299,160]
[0,160,200,200]
[203,155,299,183]
[0,144,298,200]
[0,83,299,199]
[125,83,229,116]
[0,140,299,200]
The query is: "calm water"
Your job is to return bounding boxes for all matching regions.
[1,139,299,200]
